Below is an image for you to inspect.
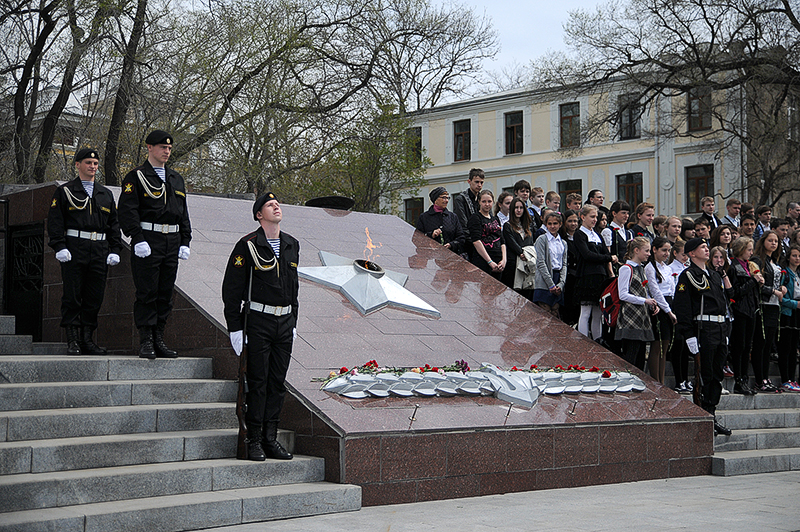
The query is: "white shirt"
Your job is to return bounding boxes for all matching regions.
[601,222,627,247]
[579,225,602,244]
[547,232,564,271]
[645,261,674,313]
[722,214,739,227]
[497,211,509,227]
[618,261,647,305]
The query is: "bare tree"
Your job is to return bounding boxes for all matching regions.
[534,0,800,207]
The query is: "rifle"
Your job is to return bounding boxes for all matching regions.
[236,268,253,460]
[692,293,704,408]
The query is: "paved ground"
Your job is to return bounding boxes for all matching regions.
[208,471,800,532]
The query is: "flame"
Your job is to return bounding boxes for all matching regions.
[363,227,382,266]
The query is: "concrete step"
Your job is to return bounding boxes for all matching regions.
[0,356,212,384]
[0,316,15,335]
[0,455,323,513]
[715,427,800,452]
[31,342,68,355]
[1,402,236,442]
[0,379,237,411]
[716,408,800,430]
[0,481,362,532]
[711,448,800,476]
[718,392,800,410]
[0,336,32,355]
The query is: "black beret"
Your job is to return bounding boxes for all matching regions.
[253,192,278,220]
[74,148,99,162]
[429,187,448,203]
[145,130,173,145]
[684,238,706,254]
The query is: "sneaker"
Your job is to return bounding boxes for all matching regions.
[674,382,687,394]
[781,382,799,392]
[723,365,734,378]
[684,380,694,392]
[721,387,730,395]
[766,379,781,392]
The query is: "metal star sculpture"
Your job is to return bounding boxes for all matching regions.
[298,251,440,317]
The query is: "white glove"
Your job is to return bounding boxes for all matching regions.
[230,330,243,356]
[178,246,190,260]
[293,327,297,340]
[686,337,699,355]
[55,249,72,262]
[107,253,120,266]
[134,241,151,258]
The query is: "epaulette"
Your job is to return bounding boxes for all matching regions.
[684,269,710,291]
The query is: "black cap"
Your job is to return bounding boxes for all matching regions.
[685,238,706,254]
[253,192,278,220]
[429,186,448,203]
[74,148,99,162]
[145,130,173,145]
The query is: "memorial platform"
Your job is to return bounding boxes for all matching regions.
[3,186,713,507]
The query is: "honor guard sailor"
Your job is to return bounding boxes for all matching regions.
[222,192,298,461]
[673,238,733,436]
[48,148,122,355]
[117,130,192,359]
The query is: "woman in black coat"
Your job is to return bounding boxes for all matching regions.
[727,236,762,395]
[416,187,467,256]
[502,197,535,294]
[573,204,613,341]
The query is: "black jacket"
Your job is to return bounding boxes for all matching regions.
[728,260,760,317]
[573,228,612,277]
[696,212,722,230]
[47,177,121,254]
[453,189,478,232]
[117,161,192,247]
[673,263,733,339]
[752,256,779,303]
[222,227,299,332]
[416,207,467,254]
[630,224,654,243]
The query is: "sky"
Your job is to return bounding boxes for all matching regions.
[449,0,602,73]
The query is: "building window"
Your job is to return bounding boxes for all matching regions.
[685,165,714,214]
[616,173,643,207]
[558,179,582,208]
[619,95,641,140]
[453,119,471,161]
[688,87,712,131]
[406,127,422,166]
[404,197,424,225]
[560,103,580,148]
[505,111,523,155]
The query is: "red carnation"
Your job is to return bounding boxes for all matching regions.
[590,366,600,372]
[642,280,649,286]
[530,364,538,370]
[637,232,644,236]
[602,370,612,378]
[340,367,348,374]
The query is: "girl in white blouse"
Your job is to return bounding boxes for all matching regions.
[645,237,678,384]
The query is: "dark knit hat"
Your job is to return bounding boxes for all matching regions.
[253,192,278,220]
[429,187,448,203]
[145,130,173,145]
[74,148,99,162]
[684,238,706,254]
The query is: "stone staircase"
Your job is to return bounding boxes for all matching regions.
[713,391,800,476]
[0,316,361,532]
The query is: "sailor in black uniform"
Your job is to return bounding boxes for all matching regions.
[48,148,121,355]
[673,238,733,435]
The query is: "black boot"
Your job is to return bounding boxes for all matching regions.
[80,327,107,356]
[263,421,293,460]
[138,327,156,359]
[714,416,732,436]
[153,325,178,358]
[246,427,266,461]
[65,326,82,355]
[733,378,746,395]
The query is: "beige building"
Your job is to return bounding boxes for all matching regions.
[400,83,745,223]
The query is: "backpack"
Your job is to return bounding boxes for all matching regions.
[599,264,632,327]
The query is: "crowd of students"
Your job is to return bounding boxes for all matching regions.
[417,168,800,397]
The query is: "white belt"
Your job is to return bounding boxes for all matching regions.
[250,302,292,316]
[66,229,106,241]
[695,315,727,323]
[140,222,179,233]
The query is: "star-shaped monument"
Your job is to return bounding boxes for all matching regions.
[298,251,440,317]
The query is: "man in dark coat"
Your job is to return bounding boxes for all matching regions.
[117,130,192,359]
[48,148,122,355]
[222,192,298,461]
[416,187,467,255]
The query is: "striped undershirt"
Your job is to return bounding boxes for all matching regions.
[267,238,280,258]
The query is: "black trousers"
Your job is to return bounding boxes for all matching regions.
[751,306,779,384]
[60,238,108,329]
[729,310,756,380]
[245,312,294,431]
[131,233,179,328]
[778,313,799,384]
[697,321,728,414]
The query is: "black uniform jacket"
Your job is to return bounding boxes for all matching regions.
[673,263,732,339]
[117,161,192,247]
[416,207,467,254]
[48,177,121,254]
[222,227,300,333]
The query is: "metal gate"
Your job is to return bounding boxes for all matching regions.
[7,222,44,340]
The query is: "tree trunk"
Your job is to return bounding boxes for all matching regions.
[104,0,148,186]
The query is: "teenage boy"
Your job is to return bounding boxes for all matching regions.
[722,198,741,227]
[514,180,542,229]
[565,193,582,213]
[739,214,757,239]
[453,168,484,232]
[754,205,772,241]
[695,196,722,229]
[694,219,711,240]
[545,191,561,212]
